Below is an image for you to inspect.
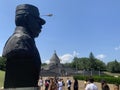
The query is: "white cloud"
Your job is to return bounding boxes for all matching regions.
[96,54,106,60]
[44,59,50,64]
[115,46,120,51]
[59,54,73,64]
[59,51,80,64]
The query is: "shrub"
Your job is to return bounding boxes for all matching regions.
[73,75,120,84]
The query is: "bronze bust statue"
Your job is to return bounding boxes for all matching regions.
[2,4,45,88]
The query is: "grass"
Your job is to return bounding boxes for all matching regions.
[0,70,5,88]
[104,72,120,77]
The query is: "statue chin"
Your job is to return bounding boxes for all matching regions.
[34,34,39,38]
[34,32,41,38]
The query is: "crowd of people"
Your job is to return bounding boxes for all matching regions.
[37,76,119,90]
[84,77,119,90]
[37,77,72,90]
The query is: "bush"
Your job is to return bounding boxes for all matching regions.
[73,75,120,84]
[0,57,6,71]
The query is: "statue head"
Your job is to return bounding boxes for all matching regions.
[15,4,46,37]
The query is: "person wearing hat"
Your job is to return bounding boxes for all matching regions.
[2,4,45,88]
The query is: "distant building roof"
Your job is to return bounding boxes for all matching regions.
[49,50,60,65]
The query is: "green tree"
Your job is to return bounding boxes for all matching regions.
[95,59,106,71]
[71,57,87,70]
[70,54,106,71]
[79,57,90,70]
[89,52,97,70]
[0,56,6,71]
[71,57,79,69]
[41,63,47,66]
[107,60,120,73]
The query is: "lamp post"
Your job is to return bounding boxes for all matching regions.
[76,61,77,73]
[91,68,93,76]
[98,67,100,76]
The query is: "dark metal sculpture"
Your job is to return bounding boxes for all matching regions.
[2,4,45,88]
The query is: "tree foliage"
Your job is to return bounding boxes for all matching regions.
[41,63,47,66]
[0,56,6,71]
[95,59,106,71]
[89,52,98,69]
[71,53,106,71]
[69,52,120,73]
[107,60,120,73]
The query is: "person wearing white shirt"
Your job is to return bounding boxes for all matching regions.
[85,78,98,90]
[38,77,43,90]
[58,79,63,90]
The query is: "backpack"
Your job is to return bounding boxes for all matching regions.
[68,80,71,85]
[62,81,65,86]
[45,80,49,87]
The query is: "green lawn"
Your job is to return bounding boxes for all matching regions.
[104,72,120,77]
[0,70,5,88]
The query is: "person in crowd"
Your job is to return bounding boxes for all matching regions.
[48,78,57,90]
[54,76,58,85]
[45,78,50,90]
[113,83,119,90]
[38,77,43,90]
[84,77,89,88]
[57,78,63,90]
[101,80,110,90]
[73,78,78,90]
[66,77,72,90]
[85,77,98,90]
[61,78,65,90]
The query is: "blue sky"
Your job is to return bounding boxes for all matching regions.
[0,0,120,64]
